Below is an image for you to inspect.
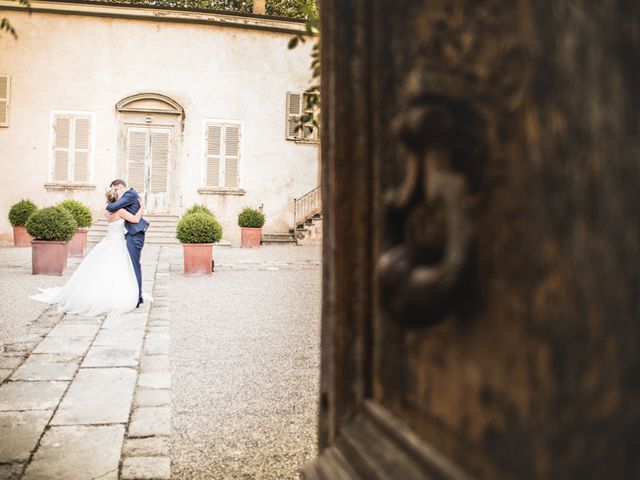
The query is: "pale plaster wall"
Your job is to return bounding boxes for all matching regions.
[0,9,318,244]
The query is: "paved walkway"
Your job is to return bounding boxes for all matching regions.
[0,243,321,479]
[0,245,170,479]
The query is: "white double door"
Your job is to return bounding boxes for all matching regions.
[125,126,172,213]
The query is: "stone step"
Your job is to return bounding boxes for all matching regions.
[262,233,297,244]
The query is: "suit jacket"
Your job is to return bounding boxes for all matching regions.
[106,188,150,235]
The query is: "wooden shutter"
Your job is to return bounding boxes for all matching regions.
[150,129,170,193]
[53,115,71,182]
[0,75,9,127]
[286,92,303,140]
[205,124,221,187]
[224,125,240,188]
[73,117,91,182]
[127,129,148,193]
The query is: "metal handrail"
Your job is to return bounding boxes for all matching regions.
[294,186,322,228]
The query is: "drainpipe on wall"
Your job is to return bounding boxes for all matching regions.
[253,0,266,15]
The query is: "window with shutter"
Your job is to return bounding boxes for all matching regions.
[51,112,93,184]
[224,125,240,188]
[286,91,303,140]
[286,91,319,142]
[203,121,242,189]
[206,125,221,187]
[0,75,9,128]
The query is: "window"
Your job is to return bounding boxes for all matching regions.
[286,91,318,142]
[50,112,93,184]
[0,75,9,128]
[204,121,241,189]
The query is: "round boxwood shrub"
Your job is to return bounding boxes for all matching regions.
[8,199,38,227]
[58,199,93,229]
[183,204,214,217]
[176,213,223,244]
[237,207,265,228]
[26,206,78,242]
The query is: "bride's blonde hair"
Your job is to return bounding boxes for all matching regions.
[105,187,118,203]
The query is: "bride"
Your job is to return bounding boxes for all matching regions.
[31,188,144,316]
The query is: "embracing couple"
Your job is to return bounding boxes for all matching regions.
[31,180,150,316]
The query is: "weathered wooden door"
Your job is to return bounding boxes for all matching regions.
[305,1,640,479]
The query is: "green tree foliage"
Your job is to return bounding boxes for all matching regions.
[98,0,316,19]
[288,4,320,134]
[1,0,31,40]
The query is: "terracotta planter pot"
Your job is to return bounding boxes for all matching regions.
[241,227,262,248]
[182,243,213,276]
[32,240,69,276]
[13,226,33,247]
[68,228,89,258]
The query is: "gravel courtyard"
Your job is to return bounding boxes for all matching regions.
[169,245,321,479]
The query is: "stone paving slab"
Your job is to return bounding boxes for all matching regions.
[140,354,169,372]
[25,353,83,364]
[0,463,23,480]
[138,372,171,389]
[123,436,170,456]
[82,345,140,368]
[122,456,171,480]
[52,367,137,425]
[47,323,100,337]
[0,381,68,411]
[23,425,124,480]
[128,406,171,438]
[32,336,92,356]
[0,410,53,462]
[134,388,171,408]
[102,313,148,330]
[93,328,145,349]
[11,361,77,381]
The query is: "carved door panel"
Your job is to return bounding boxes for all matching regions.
[305,1,640,479]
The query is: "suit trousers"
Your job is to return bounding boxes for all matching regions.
[125,231,145,303]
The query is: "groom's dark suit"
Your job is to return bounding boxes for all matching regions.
[106,188,150,304]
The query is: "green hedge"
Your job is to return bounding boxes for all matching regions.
[176,213,223,244]
[237,207,265,228]
[58,199,93,229]
[26,206,78,242]
[8,199,38,227]
[183,204,214,217]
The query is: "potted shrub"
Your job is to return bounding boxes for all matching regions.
[8,199,38,247]
[59,199,93,258]
[183,204,214,217]
[176,212,223,276]
[26,206,77,275]
[238,207,265,248]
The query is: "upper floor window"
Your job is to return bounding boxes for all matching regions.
[286,91,318,143]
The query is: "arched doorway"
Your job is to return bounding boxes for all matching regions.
[116,93,184,213]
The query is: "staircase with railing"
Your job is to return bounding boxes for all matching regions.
[293,186,322,245]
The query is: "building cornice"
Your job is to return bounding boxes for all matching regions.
[0,0,310,35]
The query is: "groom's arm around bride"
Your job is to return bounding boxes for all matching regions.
[106,184,150,234]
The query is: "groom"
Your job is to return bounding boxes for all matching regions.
[106,179,150,307]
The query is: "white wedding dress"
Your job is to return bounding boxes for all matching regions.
[31,219,139,316]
